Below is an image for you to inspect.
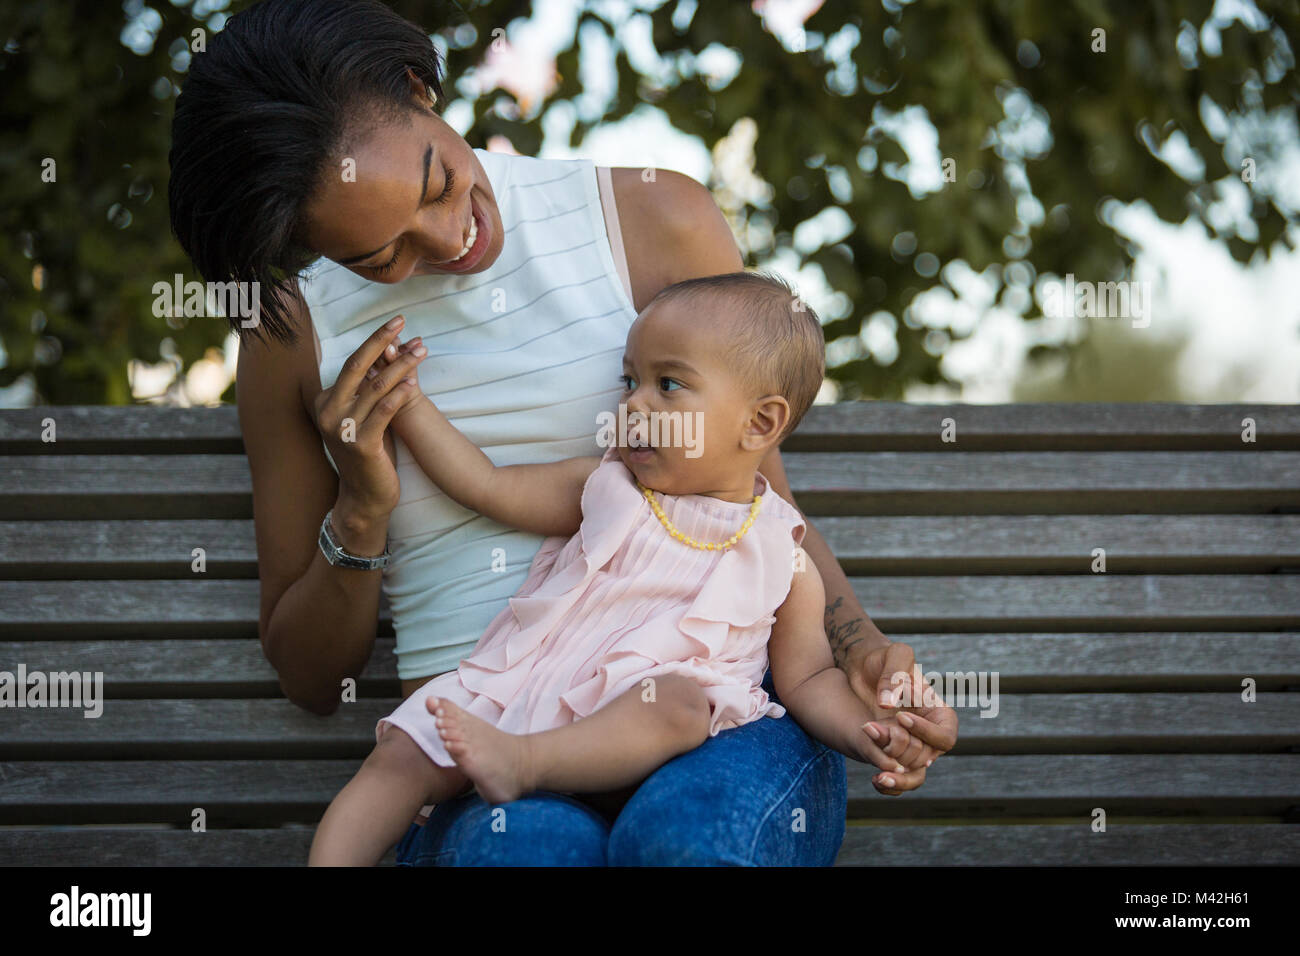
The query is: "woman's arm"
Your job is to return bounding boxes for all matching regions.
[238,297,419,715]
[767,559,912,792]
[384,363,600,537]
[755,448,891,661]
[758,445,953,788]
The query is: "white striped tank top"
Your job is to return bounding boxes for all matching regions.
[301,149,639,680]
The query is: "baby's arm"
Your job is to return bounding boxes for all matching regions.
[382,364,599,537]
[767,554,909,780]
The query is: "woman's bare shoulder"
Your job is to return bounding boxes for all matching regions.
[603,167,744,304]
[236,280,320,420]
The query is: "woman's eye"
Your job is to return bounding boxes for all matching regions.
[433,165,454,205]
[366,165,454,274]
[371,239,403,274]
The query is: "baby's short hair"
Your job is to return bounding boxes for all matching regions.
[648,271,825,444]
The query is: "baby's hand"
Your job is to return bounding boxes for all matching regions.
[851,717,928,795]
[366,331,428,424]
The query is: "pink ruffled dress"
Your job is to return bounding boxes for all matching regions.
[376,445,808,769]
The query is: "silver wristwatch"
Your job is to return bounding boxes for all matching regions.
[318,510,391,570]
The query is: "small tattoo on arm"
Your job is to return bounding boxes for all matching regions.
[824,595,865,670]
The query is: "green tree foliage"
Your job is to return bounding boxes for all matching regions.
[1,0,1295,404]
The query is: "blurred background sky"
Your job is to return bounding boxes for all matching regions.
[1,0,1297,407]
[474,0,1300,406]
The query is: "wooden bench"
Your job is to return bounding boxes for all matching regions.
[1,403,1297,865]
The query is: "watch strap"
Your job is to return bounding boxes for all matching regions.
[319,510,391,570]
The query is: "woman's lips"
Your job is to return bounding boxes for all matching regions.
[433,195,490,273]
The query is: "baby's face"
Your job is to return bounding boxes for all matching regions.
[612,298,756,495]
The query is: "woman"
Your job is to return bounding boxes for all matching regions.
[168,0,957,865]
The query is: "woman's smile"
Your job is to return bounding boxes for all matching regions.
[418,191,491,274]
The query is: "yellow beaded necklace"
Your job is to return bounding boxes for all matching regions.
[635,479,762,551]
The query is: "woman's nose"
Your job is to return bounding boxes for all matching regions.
[413,209,472,264]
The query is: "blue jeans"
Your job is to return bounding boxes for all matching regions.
[392,669,847,866]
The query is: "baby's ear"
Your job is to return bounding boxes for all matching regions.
[742,394,790,451]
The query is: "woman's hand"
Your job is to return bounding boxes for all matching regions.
[311,315,427,536]
[849,642,959,796]
[363,325,427,427]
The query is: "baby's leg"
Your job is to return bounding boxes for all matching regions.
[309,725,470,866]
[433,672,711,804]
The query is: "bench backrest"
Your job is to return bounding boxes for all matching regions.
[0,404,1297,864]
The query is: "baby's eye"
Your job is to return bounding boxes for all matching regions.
[619,374,636,391]
[659,377,682,392]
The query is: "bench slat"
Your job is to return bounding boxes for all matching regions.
[0,639,398,694]
[0,406,246,453]
[3,633,1295,696]
[3,452,1297,519]
[846,754,1300,817]
[851,575,1300,631]
[5,576,1295,637]
[819,514,1300,573]
[4,514,1296,578]
[785,403,1300,451]
[789,451,1300,515]
[835,823,1300,865]
[1,755,1293,823]
[0,822,1290,866]
[5,404,1298,452]
[2,695,1295,757]
[0,520,257,578]
[0,827,392,867]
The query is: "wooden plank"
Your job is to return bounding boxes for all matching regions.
[3,633,1293,696]
[0,698,397,759]
[0,580,277,639]
[3,822,1293,867]
[0,582,390,639]
[834,823,1300,865]
[0,406,245,454]
[0,760,361,824]
[0,827,397,866]
[785,402,1300,451]
[5,404,1298,453]
[786,452,1300,515]
[5,514,1295,579]
[0,455,251,520]
[0,520,258,579]
[844,755,1300,817]
[3,575,1295,637]
[1,755,1294,824]
[818,515,1300,574]
[1,694,1295,757]
[848,575,1300,632]
[4,452,1298,519]
[900,633,1300,691]
[0,639,399,696]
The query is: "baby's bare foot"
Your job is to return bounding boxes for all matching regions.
[427,697,533,804]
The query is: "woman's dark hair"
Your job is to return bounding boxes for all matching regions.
[168,0,444,344]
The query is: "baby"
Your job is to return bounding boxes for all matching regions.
[310,271,902,866]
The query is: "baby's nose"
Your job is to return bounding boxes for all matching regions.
[624,407,652,446]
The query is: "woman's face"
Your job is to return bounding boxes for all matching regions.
[299,90,505,283]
